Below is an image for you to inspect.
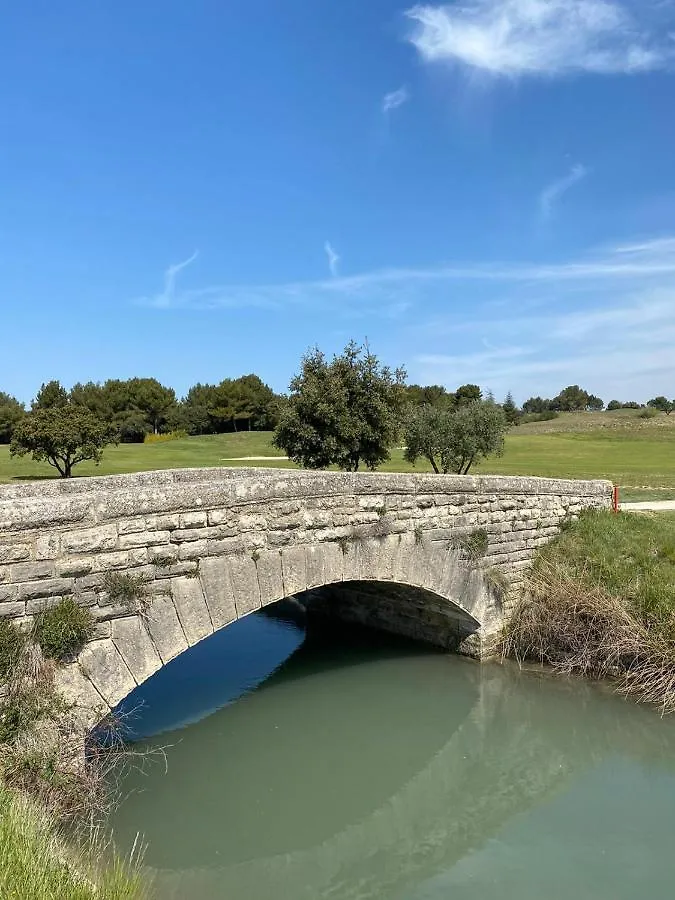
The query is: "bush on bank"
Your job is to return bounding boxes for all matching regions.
[0,604,148,898]
[503,510,675,711]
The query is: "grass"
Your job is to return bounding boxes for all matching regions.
[0,409,674,500]
[0,785,147,900]
[503,510,675,711]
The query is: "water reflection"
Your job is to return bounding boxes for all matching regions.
[108,616,675,900]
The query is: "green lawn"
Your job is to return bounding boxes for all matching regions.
[1,416,674,501]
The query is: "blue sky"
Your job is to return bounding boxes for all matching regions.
[2,0,675,404]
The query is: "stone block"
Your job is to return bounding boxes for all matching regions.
[180,511,207,528]
[146,593,189,663]
[199,557,237,628]
[112,617,162,685]
[54,664,110,727]
[281,545,307,597]
[178,540,208,560]
[10,561,54,582]
[255,551,284,606]
[171,577,213,644]
[118,531,170,550]
[0,602,25,618]
[118,518,146,535]
[227,554,261,616]
[0,544,30,563]
[78,639,136,707]
[16,578,73,602]
[0,585,16,603]
[35,534,60,560]
[62,525,118,554]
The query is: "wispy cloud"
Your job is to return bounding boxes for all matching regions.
[324,241,340,278]
[149,250,199,308]
[137,237,675,398]
[382,86,410,115]
[139,236,675,313]
[539,164,588,218]
[406,0,674,78]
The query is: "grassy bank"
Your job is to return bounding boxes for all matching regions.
[503,511,675,710]
[1,409,675,500]
[0,786,147,900]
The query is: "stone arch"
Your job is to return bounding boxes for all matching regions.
[55,534,500,732]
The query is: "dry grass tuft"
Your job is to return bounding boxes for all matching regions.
[503,510,675,713]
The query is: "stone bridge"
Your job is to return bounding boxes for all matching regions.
[0,468,611,728]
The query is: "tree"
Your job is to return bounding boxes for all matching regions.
[0,392,25,444]
[10,406,117,477]
[648,396,674,415]
[454,384,482,406]
[502,392,520,424]
[404,401,508,475]
[607,400,622,411]
[523,396,551,414]
[32,380,68,410]
[274,342,406,471]
[551,385,603,412]
[126,378,176,434]
[404,384,454,409]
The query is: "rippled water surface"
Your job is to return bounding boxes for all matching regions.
[108,609,675,900]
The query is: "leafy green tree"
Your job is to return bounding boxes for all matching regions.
[10,406,117,477]
[0,393,25,444]
[551,385,603,412]
[274,342,406,471]
[70,381,112,419]
[32,380,68,410]
[587,394,604,411]
[648,396,674,415]
[404,401,507,475]
[404,384,454,409]
[454,384,482,406]
[522,396,552,414]
[501,392,520,424]
[126,378,177,434]
[606,400,622,411]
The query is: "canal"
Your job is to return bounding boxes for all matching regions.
[107,603,675,899]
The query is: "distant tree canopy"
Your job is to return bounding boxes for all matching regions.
[648,396,674,415]
[15,374,282,443]
[274,342,406,471]
[403,401,508,475]
[0,392,25,444]
[10,406,117,477]
[523,386,604,414]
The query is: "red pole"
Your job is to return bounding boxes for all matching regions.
[613,484,620,513]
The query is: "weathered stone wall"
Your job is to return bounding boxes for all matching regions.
[0,468,611,727]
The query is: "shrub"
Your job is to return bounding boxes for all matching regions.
[638,408,658,419]
[520,410,560,423]
[143,430,187,444]
[32,599,94,662]
[0,620,26,680]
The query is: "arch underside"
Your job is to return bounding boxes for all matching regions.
[57,545,495,730]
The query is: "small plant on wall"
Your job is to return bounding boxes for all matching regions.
[32,597,94,662]
[103,571,150,616]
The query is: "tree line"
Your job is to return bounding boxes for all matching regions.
[0,374,282,445]
[3,343,673,477]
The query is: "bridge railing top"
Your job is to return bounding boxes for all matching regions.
[0,467,613,534]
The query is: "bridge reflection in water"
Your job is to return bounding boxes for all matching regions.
[107,606,675,900]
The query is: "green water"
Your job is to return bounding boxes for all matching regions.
[108,616,675,899]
